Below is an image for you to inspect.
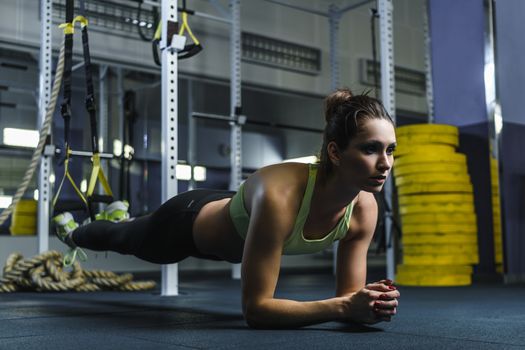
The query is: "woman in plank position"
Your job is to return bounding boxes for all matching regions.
[54,88,400,328]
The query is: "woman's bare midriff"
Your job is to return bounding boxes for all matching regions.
[192,198,245,263]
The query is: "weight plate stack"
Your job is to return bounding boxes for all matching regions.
[393,124,478,286]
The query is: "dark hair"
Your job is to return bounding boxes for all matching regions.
[319,88,394,175]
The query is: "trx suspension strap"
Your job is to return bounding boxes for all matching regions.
[76,0,114,219]
[55,0,88,266]
[54,0,88,213]
[152,0,202,65]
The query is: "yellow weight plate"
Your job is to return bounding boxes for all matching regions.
[495,253,503,263]
[403,244,477,255]
[403,253,479,265]
[9,226,36,235]
[395,152,466,167]
[13,199,37,212]
[398,182,473,195]
[402,213,477,225]
[403,233,477,245]
[402,224,476,234]
[394,144,456,157]
[393,163,467,177]
[396,124,458,136]
[395,173,471,186]
[396,134,459,147]
[400,203,475,215]
[398,193,473,206]
[396,264,473,275]
[396,273,471,286]
[496,264,503,274]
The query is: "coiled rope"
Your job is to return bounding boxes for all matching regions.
[0,39,66,227]
[0,251,156,293]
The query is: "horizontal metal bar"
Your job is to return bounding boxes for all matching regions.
[261,0,328,17]
[195,11,231,24]
[193,112,323,133]
[246,120,323,133]
[142,1,231,24]
[192,112,233,122]
[63,149,114,159]
[339,0,375,14]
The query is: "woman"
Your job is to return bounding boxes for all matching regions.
[54,88,400,329]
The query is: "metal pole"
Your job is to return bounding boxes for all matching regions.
[116,67,125,199]
[378,0,396,281]
[188,79,196,190]
[260,0,328,17]
[328,4,341,274]
[328,5,341,92]
[483,0,505,278]
[161,0,179,296]
[37,0,53,253]
[98,66,109,199]
[230,0,242,280]
[423,0,435,123]
[339,0,375,14]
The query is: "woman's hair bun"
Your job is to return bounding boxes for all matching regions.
[324,88,353,123]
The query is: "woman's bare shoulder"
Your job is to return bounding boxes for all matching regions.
[243,162,310,212]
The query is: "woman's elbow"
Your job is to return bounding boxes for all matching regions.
[242,301,269,329]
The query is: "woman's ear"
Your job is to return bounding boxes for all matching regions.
[327,141,341,167]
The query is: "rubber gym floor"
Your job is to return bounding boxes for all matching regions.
[1,265,524,350]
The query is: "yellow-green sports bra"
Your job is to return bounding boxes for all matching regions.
[228,163,354,255]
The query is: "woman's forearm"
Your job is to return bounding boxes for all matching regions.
[244,296,347,329]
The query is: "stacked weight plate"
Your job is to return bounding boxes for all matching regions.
[490,157,503,273]
[9,199,37,235]
[393,124,479,286]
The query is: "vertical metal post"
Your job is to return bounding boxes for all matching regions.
[483,0,504,277]
[328,5,341,92]
[378,0,396,281]
[230,0,242,280]
[328,5,341,274]
[98,66,109,198]
[188,79,196,191]
[423,0,435,123]
[116,67,124,196]
[37,0,53,253]
[161,0,179,296]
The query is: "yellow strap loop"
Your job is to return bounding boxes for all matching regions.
[179,12,200,45]
[73,15,89,28]
[154,22,162,41]
[59,22,74,35]
[86,154,113,198]
[52,148,88,209]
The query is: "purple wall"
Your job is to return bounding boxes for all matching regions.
[429,0,496,275]
[430,0,486,126]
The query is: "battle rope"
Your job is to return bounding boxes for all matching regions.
[0,40,66,227]
[0,251,156,293]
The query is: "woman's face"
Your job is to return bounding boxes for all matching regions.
[337,118,396,193]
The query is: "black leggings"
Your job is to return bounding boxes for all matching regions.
[71,189,235,264]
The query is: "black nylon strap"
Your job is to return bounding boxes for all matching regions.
[80,24,99,154]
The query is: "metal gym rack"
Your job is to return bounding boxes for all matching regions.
[35,0,398,296]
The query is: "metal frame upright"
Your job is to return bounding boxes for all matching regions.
[229,0,243,280]
[37,0,54,254]
[160,0,180,296]
[378,0,396,281]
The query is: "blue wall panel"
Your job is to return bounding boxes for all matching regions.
[430,0,486,126]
